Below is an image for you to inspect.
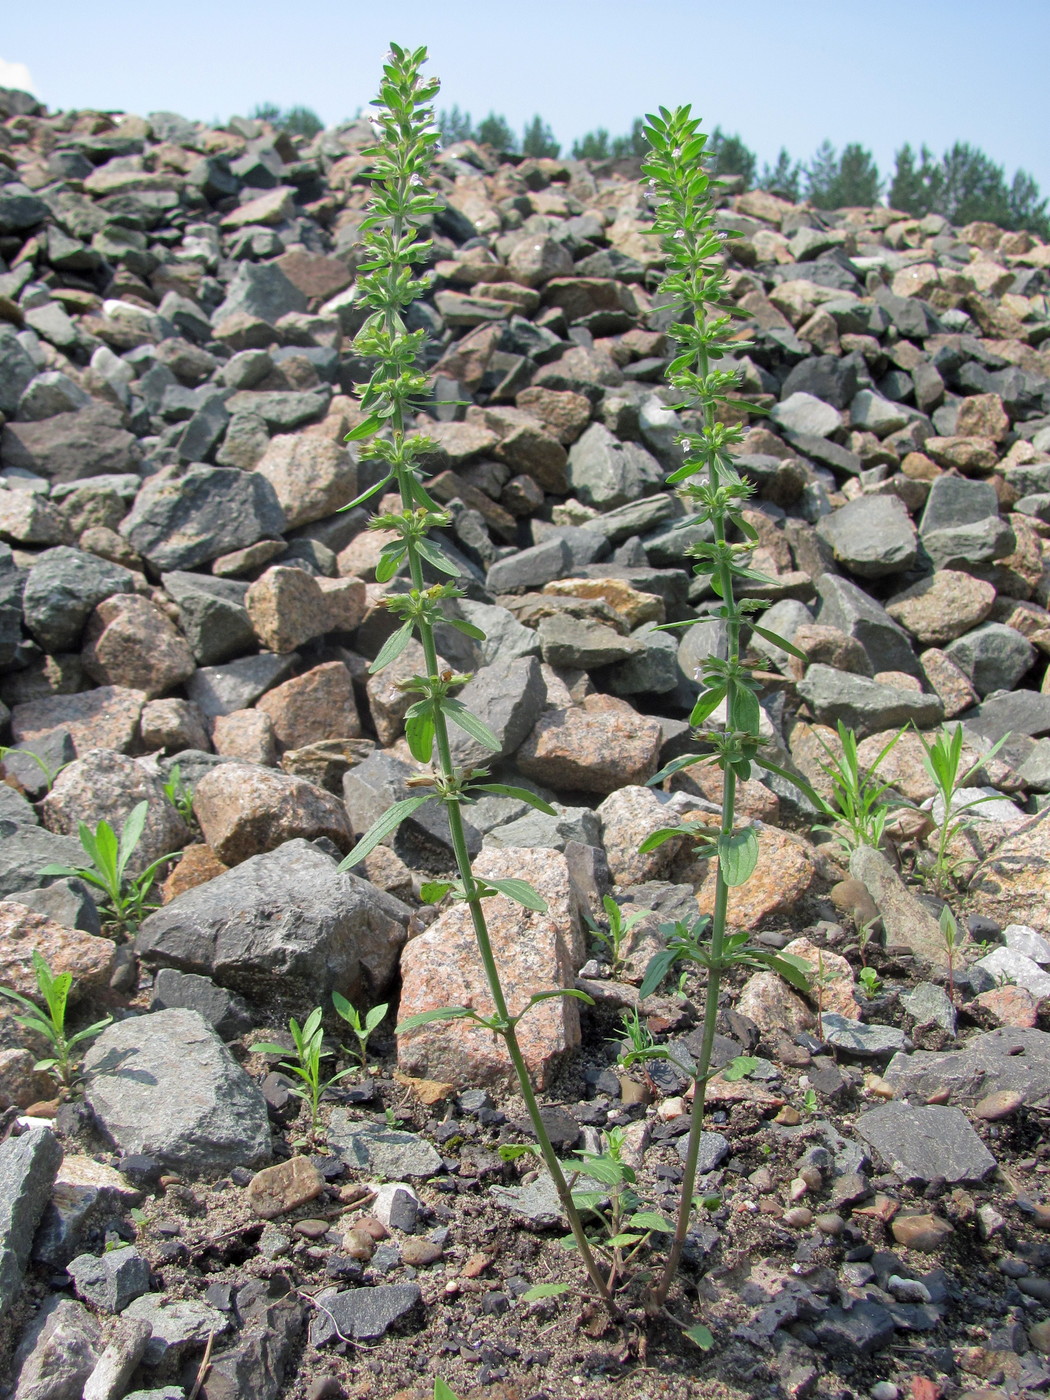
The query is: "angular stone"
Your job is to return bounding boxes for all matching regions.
[855,1101,996,1184]
[772,391,843,438]
[486,537,571,593]
[0,1126,62,1314]
[212,708,277,765]
[1,403,140,484]
[9,1297,101,1400]
[820,1014,908,1057]
[252,434,357,529]
[161,570,254,667]
[21,546,136,652]
[885,571,996,645]
[598,785,687,886]
[122,1292,229,1366]
[40,749,189,872]
[446,652,546,769]
[970,946,1050,998]
[212,260,308,326]
[398,847,583,1088]
[816,573,919,677]
[150,967,251,1040]
[121,463,286,572]
[850,845,946,966]
[0,902,115,996]
[255,661,361,751]
[688,821,818,929]
[816,496,917,578]
[84,1008,271,1172]
[140,697,211,754]
[944,622,1036,697]
[516,695,663,794]
[537,615,644,669]
[192,762,353,864]
[68,1245,151,1313]
[137,838,408,1004]
[0,828,92,904]
[797,665,942,739]
[567,422,664,510]
[187,652,297,719]
[307,1284,422,1346]
[82,594,195,697]
[245,566,331,653]
[327,1116,443,1179]
[919,474,1013,570]
[247,1157,325,1219]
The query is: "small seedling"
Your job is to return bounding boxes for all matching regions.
[801,1088,819,1117]
[252,1008,353,1136]
[857,966,882,999]
[587,895,646,980]
[940,905,961,1009]
[615,1005,657,1069]
[0,949,112,1089]
[915,723,1011,893]
[856,916,878,968]
[162,764,195,826]
[39,801,179,937]
[0,744,67,793]
[811,951,837,1042]
[813,722,903,857]
[332,992,388,1071]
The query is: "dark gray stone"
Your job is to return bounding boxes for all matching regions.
[676,1131,730,1173]
[122,1292,229,1365]
[816,496,917,579]
[796,665,943,738]
[0,543,24,667]
[537,615,644,670]
[814,1300,896,1358]
[0,824,92,901]
[919,475,1013,570]
[606,621,679,695]
[161,570,254,666]
[307,1283,422,1345]
[567,422,665,510]
[586,494,676,544]
[84,1008,271,1173]
[342,749,482,863]
[447,653,546,769]
[121,463,286,571]
[854,1100,996,1183]
[0,728,75,800]
[225,388,330,430]
[962,690,1050,744]
[327,1113,443,1178]
[820,1013,908,1057]
[137,839,409,1005]
[197,1281,302,1400]
[0,784,36,826]
[883,1027,1050,1108]
[150,968,252,1041]
[5,878,102,935]
[0,1126,62,1314]
[815,573,920,676]
[486,537,571,593]
[176,395,231,463]
[186,651,297,718]
[212,262,308,327]
[944,623,1036,697]
[68,1245,151,1313]
[0,329,38,415]
[782,354,859,410]
[21,547,136,652]
[9,1296,101,1400]
[483,803,600,852]
[874,284,937,339]
[900,982,957,1035]
[0,186,49,233]
[0,403,141,484]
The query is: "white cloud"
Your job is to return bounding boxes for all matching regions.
[0,58,36,95]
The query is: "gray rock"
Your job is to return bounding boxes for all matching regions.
[486,537,571,593]
[0,542,25,666]
[213,262,308,327]
[447,653,546,769]
[327,1114,443,1179]
[1004,924,1050,965]
[18,371,91,420]
[307,1283,422,1345]
[195,1280,301,1400]
[225,388,330,430]
[175,395,230,464]
[161,570,254,666]
[567,422,665,510]
[489,1172,565,1227]
[782,354,859,410]
[849,390,912,437]
[537,614,644,670]
[186,651,297,719]
[535,525,610,569]
[68,1246,151,1313]
[816,496,917,579]
[676,1131,730,1173]
[1,403,141,484]
[150,968,252,1041]
[970,946,1050,998]
[137,839,409,1005]
[814,1299,896,1358]
[0,1126,62,1314]
[82,1318,153,1400]
[586,494,676,544]
[483,803,600,852]
[0,729,76,801]
[849,846,946,966]
[21,547,136,652]
[342,749,482,864]
[0,825,89,901]
[919,475,1014,570]
[900,982,957,1035]
[854,1100,996,1183]
[2,877,101,935]
[749,599,814,671]
[0,784,37,826]
[122,1293,229,1366]
[121,463,286,572]
[10,1296,101,1400]
[815,573,920,677]
[796,665,942,739]
[944,622,1036,697]
[372,1182,421,1232]
[771,391,842,438]
[83,1008,271,1173]
[820,1013,908,1057]
[441,599,540,666]
[677,616,728,695]
[964,690,1050,744]
[0,330,38,415]
[883,1027,1050,1106]
[122,1391,184,1400]
[605,621,679,695]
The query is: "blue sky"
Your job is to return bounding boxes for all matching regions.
[3,1,1048,200]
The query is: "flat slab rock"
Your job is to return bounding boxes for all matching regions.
[307,1283,422,1345]
[326,1113,443,1179]
[854,1100,996,1184]
[883,1026,1050,1107]
[0,1126,62,1314]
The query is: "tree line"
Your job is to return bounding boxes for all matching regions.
[244,101,1048,237]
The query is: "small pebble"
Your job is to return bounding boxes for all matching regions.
[870,1384,898,1400]
[814,1212,844,1236]
[886,1274,932,1303]
[774,1106,801,1126]
[292,1218,330,1240]
[788,1177,810,1202]
[925,1088,951,1105]
[748,1167,774,1192]
[657,1096,686,1121]
[799,1165,822,1192]
[974,1089,1024,1121]
[401,1237,443,1266]
[865,1073,895,1099]
[341,1228,375,1261]
[782,1207,812,1228]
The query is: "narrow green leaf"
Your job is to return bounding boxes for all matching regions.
[748,950,811,993]
[606,1233,644,1248]
[117,802,149,881]
[395,1006,478,1033]
[441,698,501,753]
[444,617,486,641]
[521,1283,569,1302]
[639,948,678,1000]
[339,472,394,512]
[483,877,547,912]
[415,537,460,576]
[470,784,557,816]
[638,826,694,855]
[751,624,808,663]
[690,684,727,727]
[344,414,384,443]
[434,1380,460,1400]
[684,1323,714,1350]
[630,1211,675,1231]
[405,711,435,764]
[374,543,406,583]
[338,795,432,869]
[369,621,414,674]
[717,827,759,887]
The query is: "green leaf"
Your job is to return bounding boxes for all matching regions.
[630,1211,675,1232]
[117,802,149,881]
[395,1006,478,1034]
[717,827,759,887]
[419,880,453,904]
[331,991,358,1026]
[721,1055,759,1082]
[443,617,486,641]
[364,1003,388,1033]
[497,1143,539,1162]
[483,877,547,912]
[751,623,808,662]
[638,948,678,1000]
[469,784,557,816]
[638,826,698,855]
[606,1232,644,1248]
[690,684,727,727]
[338,795,433,869]
[374,543,407,584]
[339,471,394,511]
[415,537,459,576]
[442,698,501,753]
[344,414,384,443]
[369,622,414,674]
[521,989,594,1011]
[521,1283,569,1302]
[749,950,811,993]
[433,1380,460,1400]
[250,1042,292,1057]
[405,711,435,763]
[684,1324,714,1351]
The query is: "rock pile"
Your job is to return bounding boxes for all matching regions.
[3,78,1050,1398]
